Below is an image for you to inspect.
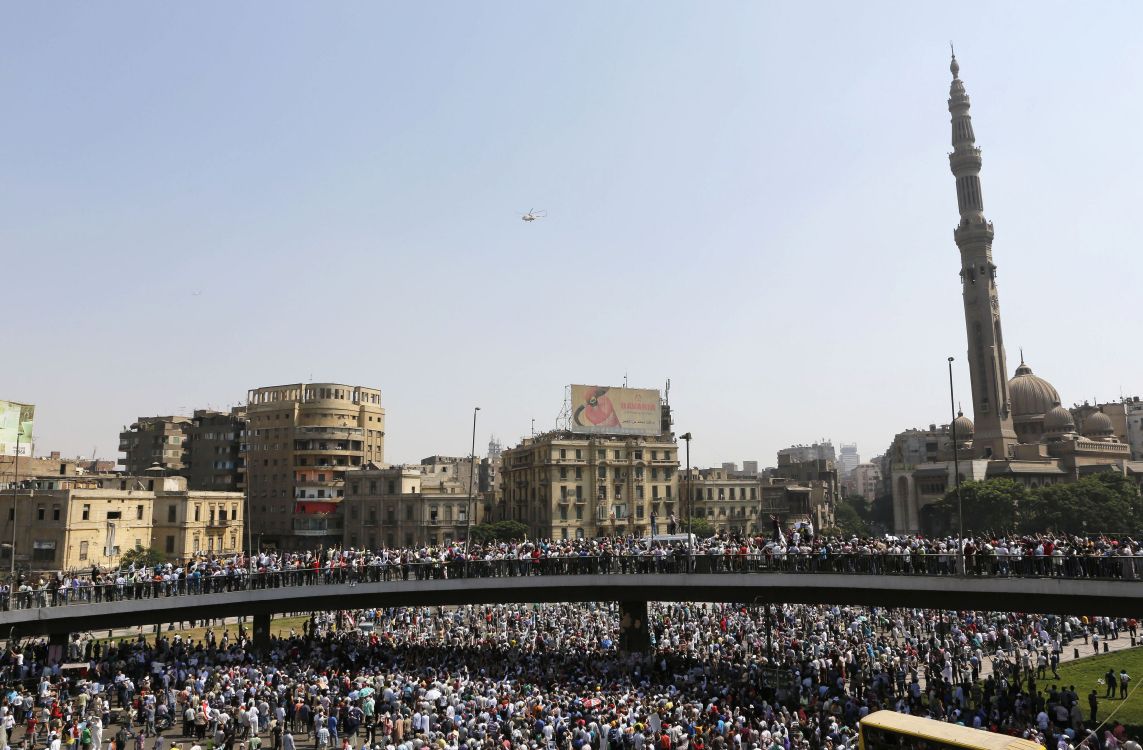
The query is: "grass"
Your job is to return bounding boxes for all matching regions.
[1048,642,1143,735]
[90,614,312,646]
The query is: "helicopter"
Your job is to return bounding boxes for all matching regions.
[520,208,547,222]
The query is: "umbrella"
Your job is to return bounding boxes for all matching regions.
[358,687,375,697]
[582,698,602,709]
[425,688,442,701]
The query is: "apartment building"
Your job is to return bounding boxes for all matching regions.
[187,408,246,491]
[244,383,385,549]
[499,431,680,541]
[118,416,192,474]
[341,464,471,549]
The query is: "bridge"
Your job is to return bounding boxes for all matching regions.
[3,571,1141,652]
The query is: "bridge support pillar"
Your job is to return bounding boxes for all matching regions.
[619,600,650,653]
[253,613,271,653]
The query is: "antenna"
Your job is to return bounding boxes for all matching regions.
[623,372,628,388]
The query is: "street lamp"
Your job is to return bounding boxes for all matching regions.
[466,407,480,574]
[948,356,964,573]
[9,430,22,580]
[679,432,692,561]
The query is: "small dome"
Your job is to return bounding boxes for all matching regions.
[952,412,974,437]
[1083,411,1114,438]
[1009,359,1061,418]
[1044,403,1076,434]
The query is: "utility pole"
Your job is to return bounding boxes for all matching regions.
[9,431,20,580]
[948,357,964,574]
[466,407,480,576]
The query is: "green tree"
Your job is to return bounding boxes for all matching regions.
[833,497,870,537]
[932,478,1028,536]
[119,546,164,569]
[1020,472,1143,535]
[687,516,716,539]
[469,520,529,543]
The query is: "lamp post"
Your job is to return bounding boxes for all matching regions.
[679,432,692,560]
[9,431,21,580]
[466,407,480,575]
[948,356,964,573]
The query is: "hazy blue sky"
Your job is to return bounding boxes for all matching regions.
[5,3,1142,469]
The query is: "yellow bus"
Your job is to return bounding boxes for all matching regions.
[859,711,1044,750]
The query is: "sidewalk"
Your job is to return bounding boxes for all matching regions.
[978,632,1139,680]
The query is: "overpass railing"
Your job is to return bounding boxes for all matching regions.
[3,551,1143,611]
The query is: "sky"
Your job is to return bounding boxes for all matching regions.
[4,3,1142,469]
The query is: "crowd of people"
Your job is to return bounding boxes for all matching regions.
[0,595,1139,750]
[0,530,1139,750]
[3,532,1143,611]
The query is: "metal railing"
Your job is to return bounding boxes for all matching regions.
[3,550,1143,612]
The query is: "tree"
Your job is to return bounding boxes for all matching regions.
[119,546,163,569]
[931,478,1028,536]
[1020,472,1143,535]
[833,497,870,537]
[469,520,529,543]
[687,516,716,539]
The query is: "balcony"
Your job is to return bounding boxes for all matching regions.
[295,426,365,439]
[292,516,344,537]
[206,518,231,528]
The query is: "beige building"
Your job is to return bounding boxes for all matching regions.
[1,475,243,573]
[244,383,385,549]
[852,462,883,503]
[499,431,680,541]
[341,464,472,549]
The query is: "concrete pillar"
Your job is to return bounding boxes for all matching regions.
[253,613,272,652]
[47,632,69,667]
[619,600,651,653]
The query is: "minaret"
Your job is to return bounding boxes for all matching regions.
[948,53,1017,459]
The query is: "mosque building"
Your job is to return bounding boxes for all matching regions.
[889,55,1141,533]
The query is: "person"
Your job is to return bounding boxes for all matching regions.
[1120,669,1131,699]
[1090,690,1099,725]
[1107,668,1118,698]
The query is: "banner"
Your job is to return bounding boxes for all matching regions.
[0,400,34,456]
[570,385,661,436]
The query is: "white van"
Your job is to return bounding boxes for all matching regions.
[641,533,697,546]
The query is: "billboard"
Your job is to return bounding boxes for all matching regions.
[0,401,35,457]
[570,385,661,436]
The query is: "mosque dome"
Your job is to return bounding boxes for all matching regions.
[1083,410,1114,438]
[1009,359,1061,418]
[952,412,975,438]
[1044,403,1076,435]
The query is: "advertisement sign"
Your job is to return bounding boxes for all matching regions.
[570,385,661,436]
[0,400,35,457]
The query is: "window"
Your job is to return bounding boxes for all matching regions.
[575,449,582,459]
[79,541,89,561]
[194,505,201,521]
[405,506,413,521]
[107,511,122,520]
[559,449,566,459]
[136,505,144,520]
[82,504,90,521]
[559,467,567,479]
[165,536,175,553]
[168,505,177,523]
[31,541,56,562]
[52,506,60,521]
[36,506,45,521]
